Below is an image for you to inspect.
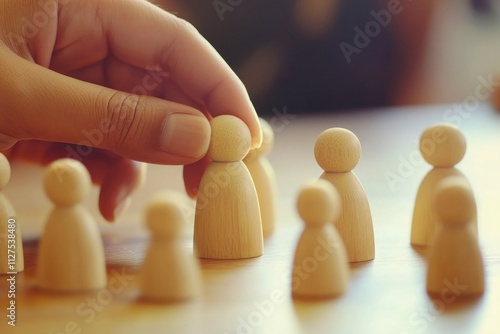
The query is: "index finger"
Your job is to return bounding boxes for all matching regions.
[83,0,261,147]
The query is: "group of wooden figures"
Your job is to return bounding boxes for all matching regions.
[292,123,483,299]
[0,116,484,302]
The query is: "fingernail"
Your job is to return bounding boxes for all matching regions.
[114,196,131,222]
[160,114,211,158]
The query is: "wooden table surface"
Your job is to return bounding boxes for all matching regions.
[1,104,500,334]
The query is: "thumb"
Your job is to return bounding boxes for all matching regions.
[0,54,211,165]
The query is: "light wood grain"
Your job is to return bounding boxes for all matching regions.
[1,104,500,334]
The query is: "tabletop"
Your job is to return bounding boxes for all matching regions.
[1,103,500,334]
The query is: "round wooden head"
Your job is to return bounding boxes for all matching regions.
[207,115,251,162]
[0,153,11,190]
[419,124,466,167]
[244,118,274,162]
[145,195,185,239]
[433,176,475,226]
[297,179,341,227]
[44,159,91,206]
[314,128,361,173]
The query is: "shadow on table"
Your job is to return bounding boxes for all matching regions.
[292,298,337,333]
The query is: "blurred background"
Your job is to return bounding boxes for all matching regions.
[151,0,500,115]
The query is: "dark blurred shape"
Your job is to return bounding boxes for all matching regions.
[470,0,492,13]
[153,0,435,114]
[494,79,500,112]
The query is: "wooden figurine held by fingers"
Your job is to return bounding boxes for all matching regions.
[292,179,349,299]
[0,153,24,274]
[194,115,263,259]
[493,79,500,111]
[411,124,477,247]
[141,193,201,302]
[37,159,106,291]
[315,128,375,262]
[244,118,277,238]
[426,176,484,297]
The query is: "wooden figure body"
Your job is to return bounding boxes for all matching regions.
[426,176,484,297]
[244,118,277,238]
[411,123,477,246]
[320,172,374,262]
[314,128,374,262]
[141,193,201,301]
[194,115,263,259]
[292,179,349,299]
[411,168,477,245]
[37,159,106,291]
[0,153,24,274]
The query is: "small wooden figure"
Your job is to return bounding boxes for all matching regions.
[411,123,477,247]
[426,176,484,297]
[244,118,277,238]
[140,193,201,301]
[37,159,106,291]
[0,153,24,274]
[194,115,263,259]
[292,179,349,299]
[314,128,375,262]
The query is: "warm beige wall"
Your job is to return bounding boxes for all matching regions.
[395,0,500,106]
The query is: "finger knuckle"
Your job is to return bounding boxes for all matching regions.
[175,17,199,36]
[103,91,143,151]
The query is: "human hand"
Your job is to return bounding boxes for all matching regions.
[0,0,261,221]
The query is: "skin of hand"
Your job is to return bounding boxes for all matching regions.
[0,0,261,221]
